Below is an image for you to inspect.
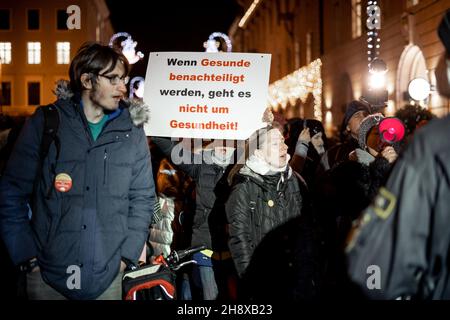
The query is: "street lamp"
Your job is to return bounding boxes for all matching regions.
[408,78,431,102]
[366,58,388,110]
[109,32,144,65]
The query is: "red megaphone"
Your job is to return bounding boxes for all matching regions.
[379,117,405,143]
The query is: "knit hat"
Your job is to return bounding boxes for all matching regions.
[438,9,450,55]
[358,114,384,150]
[304,119,325,137]
[343,100,372,129]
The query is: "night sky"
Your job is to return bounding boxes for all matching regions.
[106,0,241,78]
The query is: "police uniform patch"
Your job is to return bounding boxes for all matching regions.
[373,187,396,220]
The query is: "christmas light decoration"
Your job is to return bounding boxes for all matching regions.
[239,0,261,28]
[366,1,381,63]
[203,32,232,52]
[129,76,145,99]
[109,32,144,65]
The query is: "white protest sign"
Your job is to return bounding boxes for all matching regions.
[143,52,271,140]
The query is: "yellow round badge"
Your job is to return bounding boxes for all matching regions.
[267,200,274,207]
[54,173,72,192]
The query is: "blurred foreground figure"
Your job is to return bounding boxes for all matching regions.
[346,10,450,299]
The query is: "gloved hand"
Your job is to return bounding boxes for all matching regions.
[295,128,311,157]
[380,146,398,164]
[298,127,311,145]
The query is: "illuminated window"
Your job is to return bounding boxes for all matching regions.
[27,42,41,64]
[352,0,362,39]
[407,0,419,8]
[0,42,12,64]
[56,42,70,64]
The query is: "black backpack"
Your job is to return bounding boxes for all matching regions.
[0,104,60,300]
[32,104,60,200]
[0,104,60,176]
[39,104,60,170]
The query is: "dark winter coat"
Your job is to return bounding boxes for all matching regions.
[313,153,393,298]
[151,137,231,251]
[0,85,155,299]
[320,138,359,173]
[347,115,450,299]
[226,166,306,277]
[226,166,320,300]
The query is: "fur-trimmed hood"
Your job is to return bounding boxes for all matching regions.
[54,80,150,127]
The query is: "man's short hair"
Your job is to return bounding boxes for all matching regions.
[438,9,450,55]
[69,42,130,94]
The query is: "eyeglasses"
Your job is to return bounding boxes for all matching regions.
[98,73,130,85]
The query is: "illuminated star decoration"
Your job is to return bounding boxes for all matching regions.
[121,36,144,65]
[204,39,220,52]
[203,32,233,53]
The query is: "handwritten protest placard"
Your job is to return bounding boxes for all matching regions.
[143,52,271,140]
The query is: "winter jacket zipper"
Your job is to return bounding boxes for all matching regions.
[103,148,108,185]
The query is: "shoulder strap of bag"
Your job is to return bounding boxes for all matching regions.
[40,104,60,163]
[34,104,60,199]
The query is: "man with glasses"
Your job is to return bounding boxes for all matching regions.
[97,73,130,86]
[0,42,155,299]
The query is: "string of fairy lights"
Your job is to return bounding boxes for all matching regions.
[268,59,323,121]
[366,1,382,63]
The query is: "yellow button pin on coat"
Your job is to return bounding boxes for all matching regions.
[267,200,274,207]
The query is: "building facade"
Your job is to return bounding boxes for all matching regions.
[0,0,113,116]
[230,0,449,134]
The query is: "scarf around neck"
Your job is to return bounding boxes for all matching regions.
[245,154,290,176]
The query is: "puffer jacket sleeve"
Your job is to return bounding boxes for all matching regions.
[121,127,156,264]
[0,109,43,265]
[226,180,254,277]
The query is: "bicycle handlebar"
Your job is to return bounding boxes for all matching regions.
[165,245,206,267]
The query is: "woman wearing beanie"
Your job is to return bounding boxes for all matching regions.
[346,11,450,299]
[325,113,401,224]
[314,113,403,297]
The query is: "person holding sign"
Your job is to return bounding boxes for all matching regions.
[151,136,238,300]
[150,108,273,300]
